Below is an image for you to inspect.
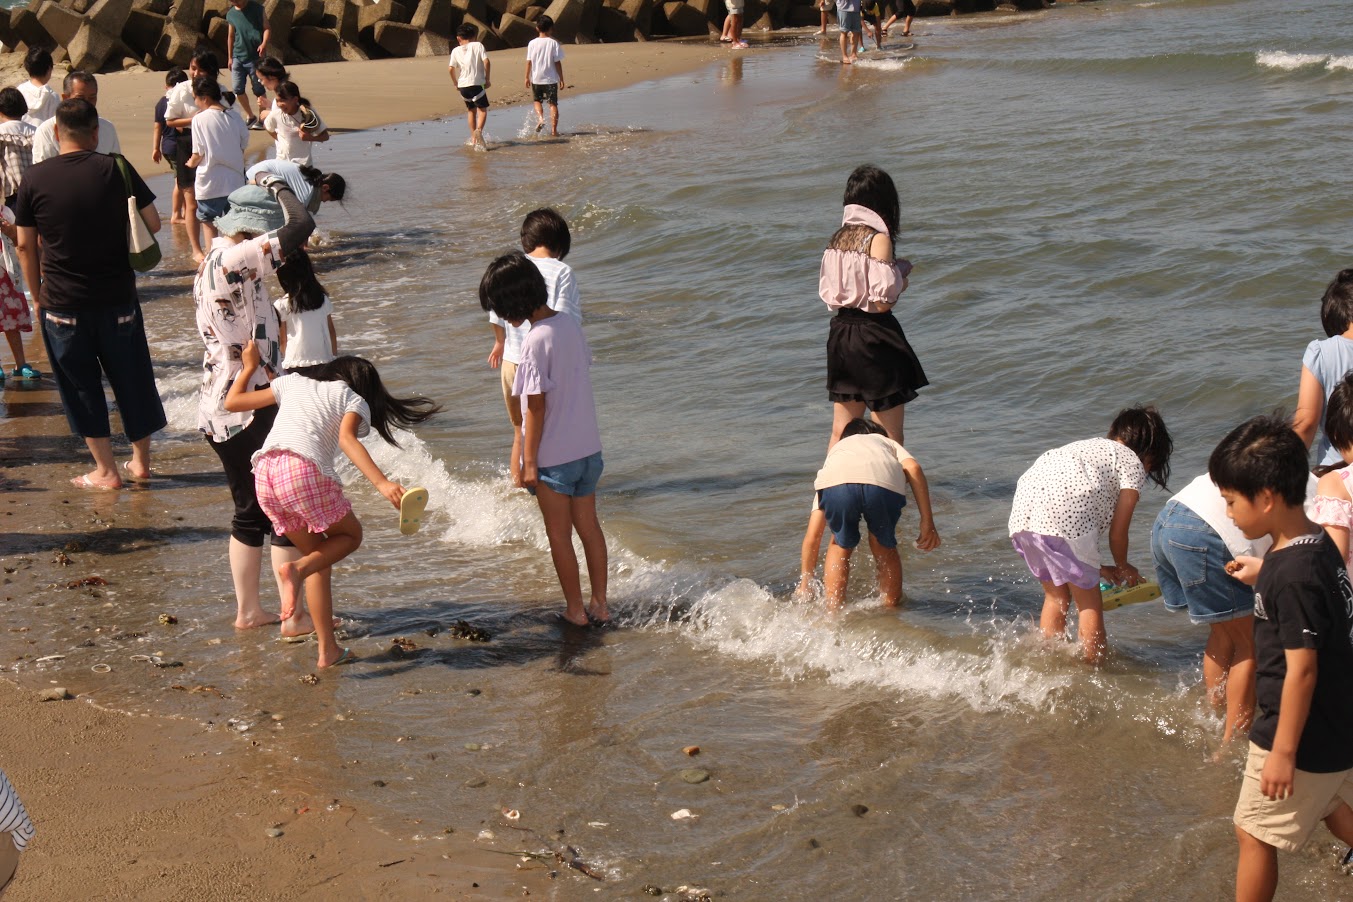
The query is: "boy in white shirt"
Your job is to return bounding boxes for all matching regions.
[15,48,57,127]
[186,78,248,261]
[524,16,565,137]
[449,23,491,151]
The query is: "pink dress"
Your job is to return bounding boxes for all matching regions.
[1311,467,1353,567]
[0,270,30,333]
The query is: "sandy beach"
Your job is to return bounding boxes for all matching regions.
[0,37,727,899]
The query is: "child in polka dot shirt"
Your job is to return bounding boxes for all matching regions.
[1008,406,1173,664]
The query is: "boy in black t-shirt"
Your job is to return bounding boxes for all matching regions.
[1209,415,1353,902]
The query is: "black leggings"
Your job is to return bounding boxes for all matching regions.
[206,405,292,548]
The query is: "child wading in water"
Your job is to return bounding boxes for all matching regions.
[1311,372,1353,568]
[480,252,608,627]
[225,344,439,667]
[274,249,337,374]
[1008,406,1173,664]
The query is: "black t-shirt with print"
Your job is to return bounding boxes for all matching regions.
[1250,531,1353,773]
[13,150,154,312]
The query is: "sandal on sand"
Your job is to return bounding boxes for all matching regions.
[71,474,120,491]
[399,487,429,536]
[331,648,355,666]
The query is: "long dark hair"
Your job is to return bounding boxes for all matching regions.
[1317,371,1353,476]
[275,81,311,107]
[842,164,900,242]
[297,162,346,201]
[1107,405,1173,490]
[1320,268,1353,337]
[276,249,327,313]
[308,357,440,447]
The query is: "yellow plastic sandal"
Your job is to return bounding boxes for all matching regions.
[1099,580,1162,612]
[399,487,429,536]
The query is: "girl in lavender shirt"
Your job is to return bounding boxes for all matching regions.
[480,253,609,627]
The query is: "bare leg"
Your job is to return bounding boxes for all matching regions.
[273,543,321,637]
[465,108,475,144]
[1209,616,1256,745]
[201,220,219,248]
[171,184,185,223]
[475,109,488,147]
[126,435,152,481]
[869,403,905,445]
[1234,826,1278,902]
[841,29,851,63]
[237,90,255,122]
[229,538,280,628]
[1325,802,1353,845]
[901,13,912,35]
[284,529,344,667]
[1038,579,1072,640]
[533,100,545,131]
[830,399,867,448]
[276,512,362,621]
[570,492,609,622]
[869,534,902,605]
[4,329,27,369]
[549,102,559,137]
[824,540,853,611]
[1068,582,1107,665]
[184,189,203,262]
[77,437,122,488]
[535,483,588,625]
[816,7,828,34]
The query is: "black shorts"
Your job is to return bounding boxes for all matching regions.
[459,85,489,110]
[205,404,293,549]
[173,129,195,189]
[531,83,559,105]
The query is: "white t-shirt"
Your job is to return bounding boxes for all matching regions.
[449,42,488,87]
[526,37,563,85]
[30,116,121,164]
[253,373,371,482]
[275,295,335,368]
[264,105,326,166]
[190,107,248,199]
[246,159,321,212]
[1008,437,1147,568]
[488,255,580,365]
[814,434,913,498]
[1171,472,1320,560]
[16,81,57,127]
[0,768,34,852]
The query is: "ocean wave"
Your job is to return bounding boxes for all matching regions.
[1255,50,1352,72]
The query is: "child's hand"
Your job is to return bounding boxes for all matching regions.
[488,343,503,369]
[240,340,261,370]
[152,148,162,164]
[510,454,523,488]
[915,523,940,551]
[1116,562,1143,586]
[520,462,537,490]
[1260,749,1296,801]
[378,479,405,509]
[1226,555,1263,586]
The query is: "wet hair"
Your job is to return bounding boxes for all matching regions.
[190,46,221,80]
[306,357,441,447]
[62,70,97,96]
[537,14,554,31]
[23,47,53,79]
[276,249,328,314]
[192,76,222,103]
[296,163,346,202]
[54,98,98,142]
[0,88,27,121]
[275,81,311,107]
[1209,414,1308,507]
[1319,269,1353,337]
[457,22,479,40]
[257,56,289,83]
[842,164,899,242]
[1106,405,1172,489]
[840,418,888,440]
[479,252,547,322]
[165,67,188,87]
[1322,372,1353,464]
[520,208,570,259]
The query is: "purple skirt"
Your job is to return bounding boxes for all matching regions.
[1011,531,1099,590]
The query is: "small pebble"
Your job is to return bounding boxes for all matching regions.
[464,742,480,751]
[851,804,869,817]
[463,778,487,788]
[39,687,71,701]
[682,745,700,756]
[643,886,663,897]
[266,827,283,838]
[680,768,710,784]
[372,780,387,788]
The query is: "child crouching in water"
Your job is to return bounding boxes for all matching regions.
[225,343,439,667]
[1008,406,1172,664]
[480,252,608,627]
[798,418,939,609]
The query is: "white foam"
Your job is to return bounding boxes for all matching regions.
[1255,51,1328,71]
[1326,55,1353,72]
[854,57,914,72]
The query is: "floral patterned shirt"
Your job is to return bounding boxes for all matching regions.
[194,232,284,442]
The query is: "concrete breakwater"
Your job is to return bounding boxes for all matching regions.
[1,0,1096,75]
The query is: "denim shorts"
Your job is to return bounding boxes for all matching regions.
[839,8,862,32]
[1151,500,1254,624]
[231,59,265,97]
[40,302,167,441]
[819,483,905,550]
[196,194,231,222]
[536,452,603,497]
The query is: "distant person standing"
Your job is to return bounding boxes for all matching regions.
[255,56,289,118]
[837,0,863,63]
[0,88,35,210]
[30,72,121,164]
[15,47,57,127]
[151,68,189,224]
[719,0,748,49]
[525,16,565,137]
[449,23,491,151]
[225,0,271,129]
[186,77,249,261]
[14,98,165,490]
[264,82,328,165]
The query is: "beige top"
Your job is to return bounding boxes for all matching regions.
[813,434,913,498]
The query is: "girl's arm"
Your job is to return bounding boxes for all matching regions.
[337,412,404,508]
[1292,366,1324,449]
[1315,469,1352,561]
[797,507,828,596]
[223,343,278,413]
[900,458,940,550]
[520,393,545,489]
[151,122,162,163]
[488,323,505,369]
[1105,488,1141,585]
[277,320,288,356]
[328,315,338,357]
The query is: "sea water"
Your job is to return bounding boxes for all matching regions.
[8,0,1353,897]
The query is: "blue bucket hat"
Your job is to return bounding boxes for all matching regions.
[213,185,284,237]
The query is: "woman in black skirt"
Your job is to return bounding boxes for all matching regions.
[818,164,927,446]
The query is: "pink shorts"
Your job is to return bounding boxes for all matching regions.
[253,449,352,536]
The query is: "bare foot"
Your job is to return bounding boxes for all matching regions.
[235,611,282,629]
[276,561,303,621]
[561,609,590,627]
[170,216,185,224]
[586,600,610,624]
[280,615,341,638]
[72,473,121,490]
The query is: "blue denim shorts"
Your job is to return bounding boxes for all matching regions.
[231,59,265,97]
[1151,500,1255,624]
[196,194,231,222]
[535,452,603,497]
[819,483,905,550]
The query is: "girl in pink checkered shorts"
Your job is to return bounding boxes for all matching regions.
[226,342,439,668]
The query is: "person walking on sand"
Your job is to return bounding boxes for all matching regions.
[13,98,165,490]
[30,71,120,164]
[225,0,270,130]
[525,16,565,136]
[450,23,491,151]
[720,0,748,49]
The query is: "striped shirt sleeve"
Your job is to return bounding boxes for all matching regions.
[0,769,34,851]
